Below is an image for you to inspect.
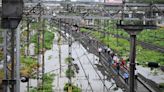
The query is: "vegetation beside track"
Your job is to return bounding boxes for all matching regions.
[80,28,164,66]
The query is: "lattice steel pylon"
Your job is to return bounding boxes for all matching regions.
[2,24,21,92]
[41,19,45,90]
[1,0,23,91]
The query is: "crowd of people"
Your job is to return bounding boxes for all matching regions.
[97,45,139,84]
[80,31,138,84]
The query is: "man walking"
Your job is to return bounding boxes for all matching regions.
[123,72,129,84]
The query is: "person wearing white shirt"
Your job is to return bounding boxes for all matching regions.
[98,47,102,53]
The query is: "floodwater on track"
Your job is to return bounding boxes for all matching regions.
[20,32,123,92]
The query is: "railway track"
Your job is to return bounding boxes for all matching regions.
[75,44,112,92]
[56,22,161,92]
[60,29,110,92]
[74,47,110,92]
[71,31,158,92]
[75,50,94,92]
[70,32,128,92]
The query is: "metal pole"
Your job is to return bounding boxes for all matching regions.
[37,30,40,89]
[59,33,62,77]
[11,29,15,92]
[16,24,21,92]
[3,30,8,92]
[27,21,30,56]
[42,19,45,90]
[26,19,30,92]
[37,3,41,89]
[129,34,136,92]
[103,75,105,92]
[58,19,62,77]
[27,81,29,92]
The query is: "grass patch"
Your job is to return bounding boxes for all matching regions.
[80,28,89,33]
[83,28,164,66]
[30,73,55,92]
[20,56,37,77]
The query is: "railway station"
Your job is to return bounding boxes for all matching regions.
[0,0,164,92]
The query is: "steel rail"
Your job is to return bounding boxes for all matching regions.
[74,43,110,92]
[74,47,94,92]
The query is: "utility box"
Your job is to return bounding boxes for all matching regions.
[1,0,24,29]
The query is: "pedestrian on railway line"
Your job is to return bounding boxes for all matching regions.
[98,47,102,54]
[104,46,108,53]
[121,58,126,67]
[113,55,119,63]
[111,53,115,64]
[116,62,120,75]
[108,57,113,65]
[107,48,111,55]
[123,72,129,84]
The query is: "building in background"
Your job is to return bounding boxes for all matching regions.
[77,0,96,2]
[105,0,122,3]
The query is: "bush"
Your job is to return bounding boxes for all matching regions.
[44,31,55,49]
[65,57,74,64]
[159,83,164,88]
[66,69,75,78]
[20,56,37,77]
[64,83,81,92]
[29,73,55,92]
